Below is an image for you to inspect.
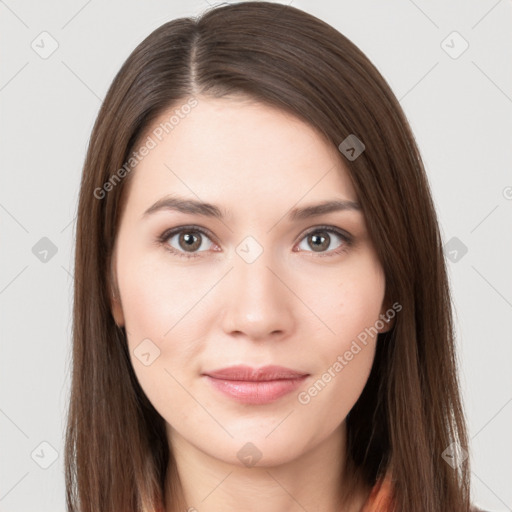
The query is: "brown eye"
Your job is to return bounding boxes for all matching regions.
[161,228,215,258]
[296,227,351,256]
[178,231,203,252]
[307,232,330,252]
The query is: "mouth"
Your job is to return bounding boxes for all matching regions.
[202,365,309,405]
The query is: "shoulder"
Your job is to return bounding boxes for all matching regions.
[471,506,491,512]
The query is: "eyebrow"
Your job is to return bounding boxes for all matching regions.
[142,195,361,221]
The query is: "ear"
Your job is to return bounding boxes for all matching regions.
[110,288,125,328]
[109,250,125,328]
[376,299,398,334]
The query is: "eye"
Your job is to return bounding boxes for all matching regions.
[295,226,352,257]
[158,225,352,260]
[158,226,217,259]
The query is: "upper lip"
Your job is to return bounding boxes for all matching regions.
[203,365,309,381]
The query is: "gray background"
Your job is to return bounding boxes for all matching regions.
[1,0,511,510]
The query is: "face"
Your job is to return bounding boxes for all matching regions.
[110,95,391,468]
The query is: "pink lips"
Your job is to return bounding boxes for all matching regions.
[203,365,309,405]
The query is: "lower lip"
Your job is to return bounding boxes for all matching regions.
[204,375,308,405]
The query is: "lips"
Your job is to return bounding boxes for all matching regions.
[203,364,308,381]
[202,365,309,405]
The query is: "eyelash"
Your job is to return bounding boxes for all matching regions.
[157,224,353,260]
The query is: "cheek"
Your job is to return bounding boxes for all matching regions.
[118,255,213,344]
[304,253,386,346]
[117,255,223,399]
[295,339,376,443]
[118,258,209,425]
[293,260,384,425]
[295,286,381,436]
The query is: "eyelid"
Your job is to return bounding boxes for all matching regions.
[293,225,353,258]
[295,224,352,245]
[158,224,353,258]
[158,224,217,241]
[157,225,218,258]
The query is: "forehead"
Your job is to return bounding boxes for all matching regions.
[124,96,357,215]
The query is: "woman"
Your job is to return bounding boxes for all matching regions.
[65,2,485,511]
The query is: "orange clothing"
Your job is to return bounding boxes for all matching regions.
[155,474,490,511]
[155,475,395,511]
[361,474,394,511]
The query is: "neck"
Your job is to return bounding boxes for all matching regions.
[164,422,369,512]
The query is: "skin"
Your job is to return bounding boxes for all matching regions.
[110,95,393,512]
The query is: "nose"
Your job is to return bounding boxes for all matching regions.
[220,250,296,342]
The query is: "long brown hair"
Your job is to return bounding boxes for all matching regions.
[65,2,471,510]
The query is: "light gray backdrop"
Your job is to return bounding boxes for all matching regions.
[1,0,511,510]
